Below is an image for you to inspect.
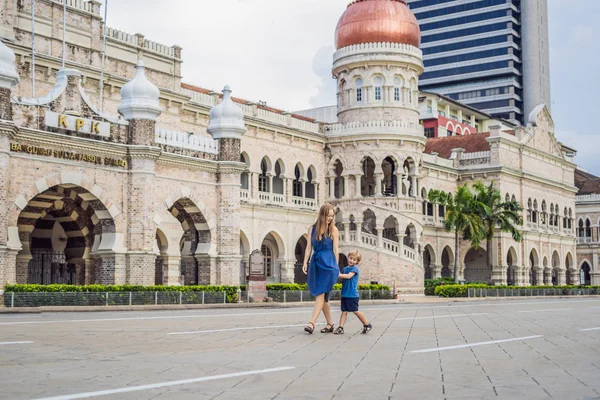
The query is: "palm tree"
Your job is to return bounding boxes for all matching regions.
[428,184,485,283]
[472,181,523,272]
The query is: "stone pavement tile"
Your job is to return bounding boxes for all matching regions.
[494,384,550,399]
[543,387,600,400]
[442,382,497,398]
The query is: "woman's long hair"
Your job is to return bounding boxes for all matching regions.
[314,204,335,241]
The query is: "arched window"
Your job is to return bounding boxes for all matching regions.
[568,208,573,229]
[549,203,554,226]
[261,244,273,277]
[259,158,269,192]
[541,200,547,225]
[355,78,363,103]
[527,198,532,223]
[293,165,303,197]
[563,207,568,229]
[505,193,510,203]
[533,199,538,224]
[578,219,585,238]
[586,218,592,238]
[393,77,402,102]
[554,204,560,227]
[373,76,383,101]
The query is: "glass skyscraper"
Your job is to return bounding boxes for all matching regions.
[407,0,551,126]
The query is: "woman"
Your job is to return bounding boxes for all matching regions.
[302,203,339,334]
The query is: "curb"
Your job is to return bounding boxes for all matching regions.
[0,299,404,314]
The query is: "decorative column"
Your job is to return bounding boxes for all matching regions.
[285,177,293,205]
[491,265,507,286]
[397,173,404,197]
[534,267,543,286]
[432,264,442,279]
[251,172,259,201]
[375,173,383,196]
[355,219,363,244]
[268,174,274,195]
[342,174,349,198]
[376,228,383,248]
[0,41,19,288]
[355,174,363,197]
[328,177,335,199]
[343,220,350,244]
[207,85,247,286]
[118,59,163,285]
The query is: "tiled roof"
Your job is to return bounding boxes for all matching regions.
[181,83,317,123]
[575,169,600,195]
[424,133,491,159]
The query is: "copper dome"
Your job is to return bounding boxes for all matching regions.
[335,0,421,50]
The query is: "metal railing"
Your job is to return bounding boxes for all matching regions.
[468,288,599,298]
[3,290,394,308]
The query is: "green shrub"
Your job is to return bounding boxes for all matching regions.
[424,278,455,295]
[434,284,487,298]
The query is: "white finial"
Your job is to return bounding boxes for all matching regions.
[117,59,162,121]
[207,85,246,140]
[0,40,20,89]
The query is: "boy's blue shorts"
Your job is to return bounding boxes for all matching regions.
[341,297,359,312]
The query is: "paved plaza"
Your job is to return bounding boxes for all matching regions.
[1,298,600,399]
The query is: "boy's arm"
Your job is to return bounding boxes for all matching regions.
[339,272,356,279]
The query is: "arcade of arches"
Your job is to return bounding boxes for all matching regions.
[423,242,581,286]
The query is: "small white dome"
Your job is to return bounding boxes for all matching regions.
[0,40,19,89]
[117,59,161,121]
[207,85,246,140]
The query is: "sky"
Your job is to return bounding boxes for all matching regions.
[104,0,600,173]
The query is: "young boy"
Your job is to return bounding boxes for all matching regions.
[334,250,372,335]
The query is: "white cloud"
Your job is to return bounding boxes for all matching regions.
[105,0,348,111]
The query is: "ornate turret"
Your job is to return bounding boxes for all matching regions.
[208,85,246,161]
[118,60,162,146]
[332,0,424,126]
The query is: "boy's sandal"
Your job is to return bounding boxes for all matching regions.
[361,323,372,334]
[333,326,344,335]
[304,322,315,334]
[320,323,334,333]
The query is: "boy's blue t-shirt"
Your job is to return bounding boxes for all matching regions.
[341,266,360,298]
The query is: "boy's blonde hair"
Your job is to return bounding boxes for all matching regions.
[347,250,362,263]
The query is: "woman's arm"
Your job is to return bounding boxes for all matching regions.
[332,225,339,266]
[302,225,312,275]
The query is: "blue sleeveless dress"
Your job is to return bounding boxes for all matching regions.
[307,226,339,296]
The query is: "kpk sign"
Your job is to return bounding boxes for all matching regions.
[45,111,110,137]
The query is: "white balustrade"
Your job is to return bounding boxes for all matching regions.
[576,194,600,203]
[361,233,378,248]
[240,190,249,201]
[403,246,416,261]
[292,196,318,209]
[155,128,219,154]
[382,238,399,253]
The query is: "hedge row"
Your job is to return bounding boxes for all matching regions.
[4,283,390,294]
[434,284,600,298]
[263,283,390,291]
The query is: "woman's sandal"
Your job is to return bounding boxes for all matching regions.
[320,323,334,333]
[361,323,373,334]
[333,326,344,335]
[304,322,315,334]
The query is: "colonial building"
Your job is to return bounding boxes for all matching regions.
[0,0,590,292]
